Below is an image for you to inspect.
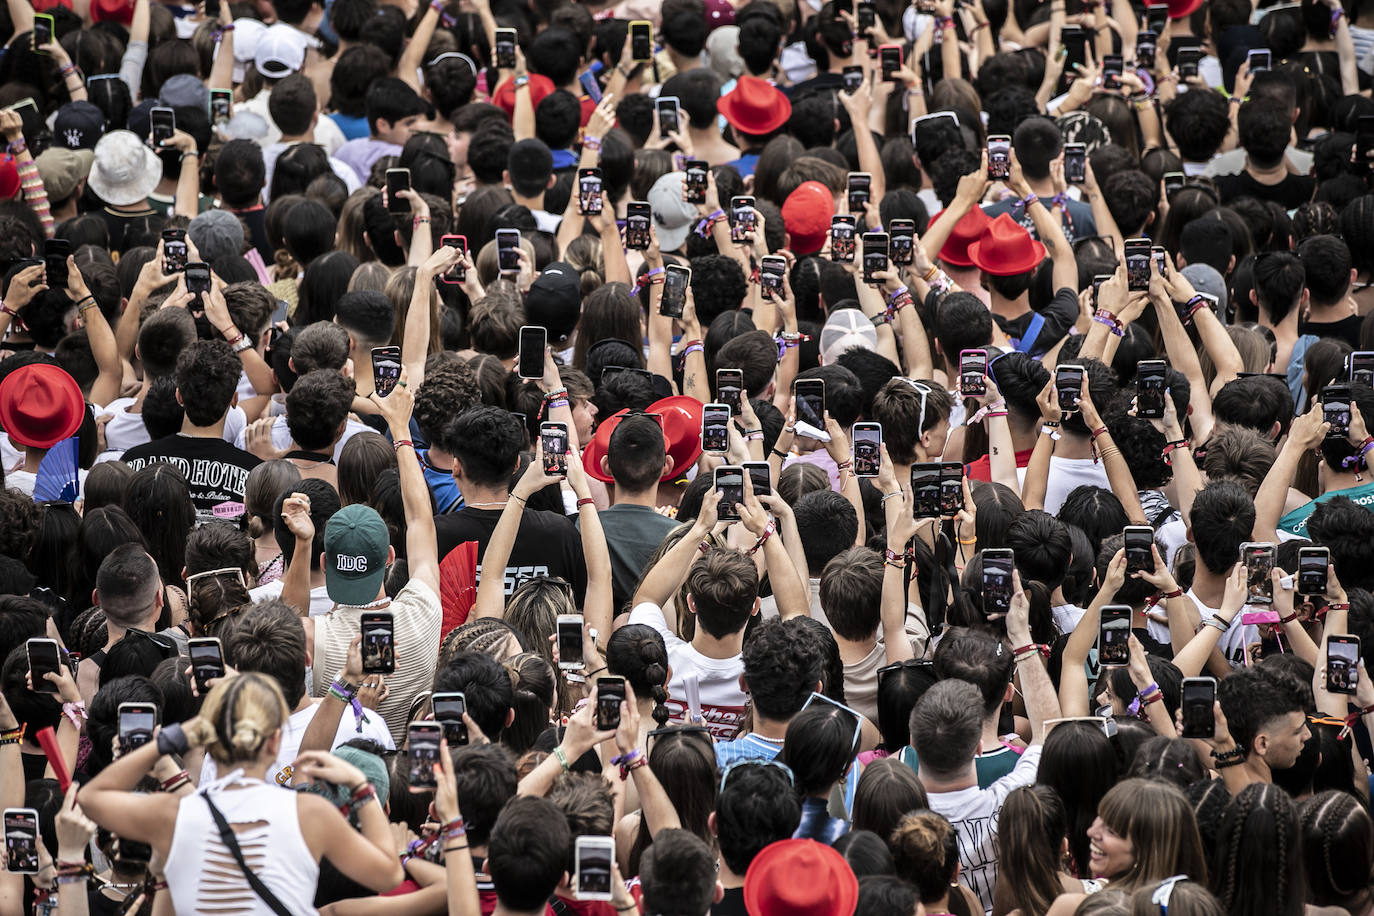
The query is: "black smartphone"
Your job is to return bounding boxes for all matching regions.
[629,21,653,61]
[939,461,964,515]
[910,462,942,519]
[1327,635,1361,695]
[578,168,603,216]
[1180,676,1215,739]
[830,216,856,263]
[1163,171,1185,199]
[730,195,756,243]
[407,721,442,789]
[661,264,690,318]
[184,261,211,295]
[371,345,402,397]
[1125,237,1151,292]
[847,172,871,213]
[794,378,825,429]
[879,44,902,81]
[744,460,771,496]
[1178,47,1202,80]
[1092,274,1111,308]
[760,254,786,300]
[656,96,680,136]
[1152,245,1169,278]
[1298,546,1330,596]
[3,809,39,874]
[982,548,1015,617]
[386,168,412,215]
[853,422,881,478]
[556,615,583,671]
[842,65,864,93]
[1136,359,1167,420]
[1124,525,1156,575]
[32,13,53,51]
[540,421,569,475]
[118,702,159,754]
[596,676,626,730]
[988,135,1011,180]
[44,238,70,290]
[959,349,987,397]
[440,234,467,283]
[1146,4,1168,34]
[162,228,188,273]
[1061,27,1087,89]
[496,228,521,273]
[716,368,744,416]
[1099,604,1132,666]
[1324,383,1352,437]
[495,28,517,68]
[857,0,876,33]
[1135,30,1157,69]
[625,201,651,250]
[1247,48,1270,73]
[517,326,547,380]
[702,403,730,454]
[1241,542,1275,606]
[432,692,469,746]
[361,611,395,674]
[1064,142,1086,184]
[889,219,915,265]
[714,465,744,521]
[1349,351,1374,387]
[862,230,888,284]
[210,88,232,124]
[684,159,708,204]
[25,638,61,694]
[1102,54,1123,90]
[1056,364,1084,413]
[188,637,225,694]
[150,106,175,147]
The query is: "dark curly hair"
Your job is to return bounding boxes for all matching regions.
[415,362,481,447]
[0,488,40,562]
[688,254,749,328]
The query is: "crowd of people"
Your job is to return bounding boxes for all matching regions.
[4,0,1374,912]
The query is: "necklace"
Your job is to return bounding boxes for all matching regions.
[467,500,509,508]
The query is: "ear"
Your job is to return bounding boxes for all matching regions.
[91,588,100,608]
[713,882,725,905]
[502,168,511,188]
[1250,289,1258,308]
[451,457,465,481]
[375,117,393,136]
[1003,682,1014,704]
[1254,732,1269,758]
[387,545,397,566]
[739,673,750,694]
[1175,252,1188,269]
[175,388,184,406]
[181,566,188,582]
[600,454,612,477]
[546,174,556,191]
[707,811,719,837]
[751,596,761,617]
[662,453,674,477]
[685,593,698,617]
[505,707,516,728]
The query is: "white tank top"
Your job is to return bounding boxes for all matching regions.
[164,773,320,915]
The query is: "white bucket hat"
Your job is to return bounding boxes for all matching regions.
[87,130,162,207]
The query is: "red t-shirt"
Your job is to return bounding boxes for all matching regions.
[965,447,1035,482]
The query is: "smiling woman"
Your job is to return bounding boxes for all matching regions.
[1087,778,1209,891]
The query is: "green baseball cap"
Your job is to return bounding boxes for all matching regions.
[323,504,391,605]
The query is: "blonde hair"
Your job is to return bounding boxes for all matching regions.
[190,672,290,765]
[384,265,441,354]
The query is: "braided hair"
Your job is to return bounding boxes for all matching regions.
[1211,783,1304,916]
[606,624,671,727]
[1342,195,1374,276]
[1299,790,1374,913]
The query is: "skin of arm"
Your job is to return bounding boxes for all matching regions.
[1150,272,1216,444]
[519,691,616,797]
[1251,405,1327,542]
[370,373,440,595]
[569,456,613,640]
[202,277,275,401]
[1271,568,1319,666]
[1172,563,1246,677]
[1021,379,1061,511]
[738,476,810,619]
[279,492,316,616]
[1007,152,1077,292]
[294,753,405,892]
[296,636,364,759]
[613,685,681,835]
[1076,373,1146,523]
[1080,160,1124,257]
[206,2,234,91]
[1131,543,1202,658]
[1059,554,1122,716]
[398,1,442,94]
[837,72,885,202]
[771,276,800,412]
[66,258,121,408]
[511,49,535,142]
[1127,634,1177,737]
[404,246,461,387]
[1007,570,1062,742]
[920,157,988,263]
[471,464,554,619]
[432,739,481,916]
[634,491,721,609]
[853,276,903,370]
[644,234,674,383]
[679,291,709,404]
[880,460,924,663]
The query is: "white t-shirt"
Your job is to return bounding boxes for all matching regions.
[1187,588,1256,670]
[1052,603,1085,636]
[5,468,87,498]
[628,601,747,740]
[200,697,395,786]
[95,403,247,462]
[250,579,335,617]
[233,414,372,464]
[1016,455,1110,515]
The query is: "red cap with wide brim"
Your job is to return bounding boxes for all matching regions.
[743,839,859,916]
[967,212,1048,276]
[582,395,704,483]
[932,205,992,268]
[0,364,85,449]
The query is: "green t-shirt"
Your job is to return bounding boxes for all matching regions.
[1278,480,1374,537]
[898,743,1020,789]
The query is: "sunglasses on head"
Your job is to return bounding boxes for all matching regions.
[1151,875,1190,914]
[125,627,180,660]
[801,691,864,751]
[876,658,933,685]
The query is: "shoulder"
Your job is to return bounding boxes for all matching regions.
[397,577,440,609]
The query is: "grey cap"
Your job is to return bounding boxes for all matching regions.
[1181,263,1227,316]
[159,73,209,112]
[189,209,246,262]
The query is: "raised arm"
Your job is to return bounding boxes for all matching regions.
[568,457,613,639]
[1252,405,1326,543]
[1009,152,1077,293]
[404,246,461,387]
[371,369,439,595]
[206,2,234,91]
[1060,553,1124,716]
[739,474,808,620]
[1077,373,1146,524]
[399,1,443,94]
[633,491,720,609]
[1008,570,1062,743]
[1021,378,1060,512]
[1172,563,1245,677]
[64,260,120,408]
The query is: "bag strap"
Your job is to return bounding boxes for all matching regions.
[201,791,294,916]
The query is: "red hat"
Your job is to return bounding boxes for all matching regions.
[1164,0,1204,18]
[0,156,18,201]
[781,181,834,255]
[967,212,1048,276]
[931,205,991,268]
[91,0,134,25]
[717,76,791,136]
[582,395,704,483]
[0,364,85,449]
[743,839,859,916]
[705,0,736,28]
[492,73,554,118]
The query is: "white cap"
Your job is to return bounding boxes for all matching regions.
[820,308,879,365]
[254,23,308,79]
[230,18,268,83]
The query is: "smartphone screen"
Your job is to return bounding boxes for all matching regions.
[44,238,70,290]
[889,219,915,265]
[540,422,569,475]
[1102,54,1123,90]
[861,231,888,284]
[3,809,38,874]
[1146,4,1168,33]
[432,693,469,746]
[1136,360,1167,420]
[440,234,467,283]
[702,404,730,454]
[982,548,1014,617]
[118,703,158,753]
[578,168,603,216]
[1248,49,1270,72]
[716,368,744,416]
[32,14,53,50]
[730,195,756,243]
[714,466,744,522]
[939,461,964,515]
[743,460,771,495]
[1064,143,1086,183]
[1180,677,1215,739]
[1298,547,1329,596]
[910,463,942,519]
[210,88,232,124]
[1092,274,1111,308]
[385,168,411,214]
[1327,636,1361,695]
[1178,48,1202,79]
[372,345,402,397]
[1163,172,1185,199]
[1061,27,1087,88]
[188,637,224,694]
[496,229,521,272]
[162,229,188,273]
[661,265,690,318]
[1125,238,1151,292]
[959,349,987,397]
[847,173,871,213]
[1152,246,1169,278]
[1099,604,1132,666]
[629,21,652,62]
[625,202,651,250]
[857,0,876,32]
[517,325,546,379]
[853,423,881,477]
[495,29,517,68]
[575,836,616,901]
[831,216,856,262]
[842,65,864,93]
[150,106,175,147]
[1136,30,1157,69]
[1055,364,1084,413]
[1324,384,1352,437]
[26,639,61,694]
[361,611,395,674]
[1349,351,1374,387]
[408,722,442,789]
[557,616,584,670]
[760,255,786,300]
[1124,526,1156,575]
[1242,543,1275,606]
[656,97,680,136]
[794,379,825,429]
[684,160,708,204]
[879,44,902,80]
[596,676,625,730]
[184,261,211,295]
[988,135,1011,180]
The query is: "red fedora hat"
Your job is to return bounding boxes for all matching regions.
[932,205,992,268]
[1166,0,1204,18]
[717,76,792,136]
[0,364,85,449]
[967,212,1048,276]
[582,395,704,483]
[743,839,859,916]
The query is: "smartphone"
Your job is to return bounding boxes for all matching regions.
[1064,142,1086,184]
[661,264,690,318]
[715,466,744,522]
[1177,47,1202,80]
[794,378,825,429]
[1349,351,1374,387]
[1124,525,1156,575]
[184,261,211,295]
[188,637,225,694]
[1061,26,1087,88]
[959,349,988,397]
[910,462,942,519]
[162,228,188,273]
[982,548,1015,617]
[574,835,616,901]
[879,44,903,81]
[517,325,546,379]
[31,13,54,52]
[440,234,467,283]
[361,611,396,674]
[1152,245,1169,278]
[540,421,569,475]
[574,168,603,217]
[1241,542,1275,606]
[1136,359,1168,420]
[847,172,871,213]
[495,28,517,68]
[210,88,233,124]
[1099,604,1132,666]
[629,20,653,62]
[760,254,787,300]
[1135,30,1157,69]
[578,69,604,104]
[1298,546,1330,596]
[556,615,584,671]
[625,201,651,250]
[1102,54,1123,90]
[1125,237,1152,292]
[1055,364,1084,413]
[861,230,889,284]
[857,0,876,32]
[431,692,468,746]
[44,238,70,290]
[889,219,915,265]
[744,460,771,496]
[1247,48,1271,73]
[385,168,412,215]
[842,65,864,93]
[496,228,521,273]
[3,809,38,874]
[656,96,680,137]
[1163,171,1185,199]
[150,106,175,147]
[407,721,442,790]
[684,159,709,204]
[596,676,625,730]
[988,135,1011,180]
[371,345,401,397]
[1146,4,1169,34]
[26,638,61,694]
[701,403,731,455]
[1324,383,1352,437]
[831,215,856,262]
[1092,273,1111,308]
[1180,676,1216,739]
[730,195,756,243]
[852,422,881,478]
[1327,635,1361,695]
[716,368,744,416]
[939,461,964,515]
[117,702,158,754]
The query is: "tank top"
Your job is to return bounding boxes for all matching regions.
[164,773,320,915]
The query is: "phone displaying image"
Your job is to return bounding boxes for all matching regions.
[1241,542,1275,606]
[1055,364,1084,413]
[518,325,546,379]
[1102,54,1124,90]
[1136,359,1167,420]
[188,637,224,694]
[629,21,653,62]
[889,219,915,265]
[1177,47,1202,79]
[982,548,1015,617]
[831,216,856,262]
[701,403,730,454]
[1247,48,1271,73]
[361,611,395,675]
[162,228,188,273]
[432,692,469,746]
[386,168,411,214]
[842,65,864,93]
[32,13,53,51]
[578,168,603,216]
[371,345,402,397]
[714,466,744,521]
[1152,245,1169,278]
[496,228,521,273]
[541,422,569,475]
[661,264,690,318]
[26,638,61,694]
[407,722,442,790]
[1136,30,1157,69]
[1064,142,1086,184]
[495,28,517,68]
[44,238,70,290]
[910,463,942,519]
[1146,4,1168,33]
[3,809,38,874]
[625,201,651,250]
[184,261,211,295]
[1349,351,1374,387]
[118,702,158,754]
[574,835,616,901]
[940,461,964,515]
[150,106,175,147]
[1092,274,1111,308]
[959,349,988,397]
[879,44,902,81]
[744,460,772,495]
[1298,546,1330,596]
[210,88,233,124]
[1123,238,1151,292]
[1099,604,1132,666]
[656,96,680,136]
[857,0,876,32]
[853,422,881,477]
[730,195,756,243]
[760,254,787,300]
[1324,384,1352,437]
[596,676,625,730]
[1327,635,1361,695]
[556,615,583,671]
[988,135,1011,180]
[862,231,888,284]
[1180,676,1216,739]
[794,378,825,429]
[440,234,467,283]
[716,368,744,416]
[847,172,871,213]
[684,159,708,204]
[1163,171,1185,198]
[1124,525,1156,575]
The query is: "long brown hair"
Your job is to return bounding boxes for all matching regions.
[995,785,1072,916]
[1097,778,1209,892]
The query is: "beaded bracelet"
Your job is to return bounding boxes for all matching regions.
[329,679,366,732]
[554,746,572,772]
[1092,309,1124,336]
[0,724,25,746]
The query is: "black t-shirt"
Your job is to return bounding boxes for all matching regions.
[712,887,748,916]
[120,434,261,521]
[1215,170,1315,210]
[99,204,159,252]
[996,287,1080,359]
[1300,315,1363,349]
[435,506,587,601]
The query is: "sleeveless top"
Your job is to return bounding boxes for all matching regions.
[164,773,320,915]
